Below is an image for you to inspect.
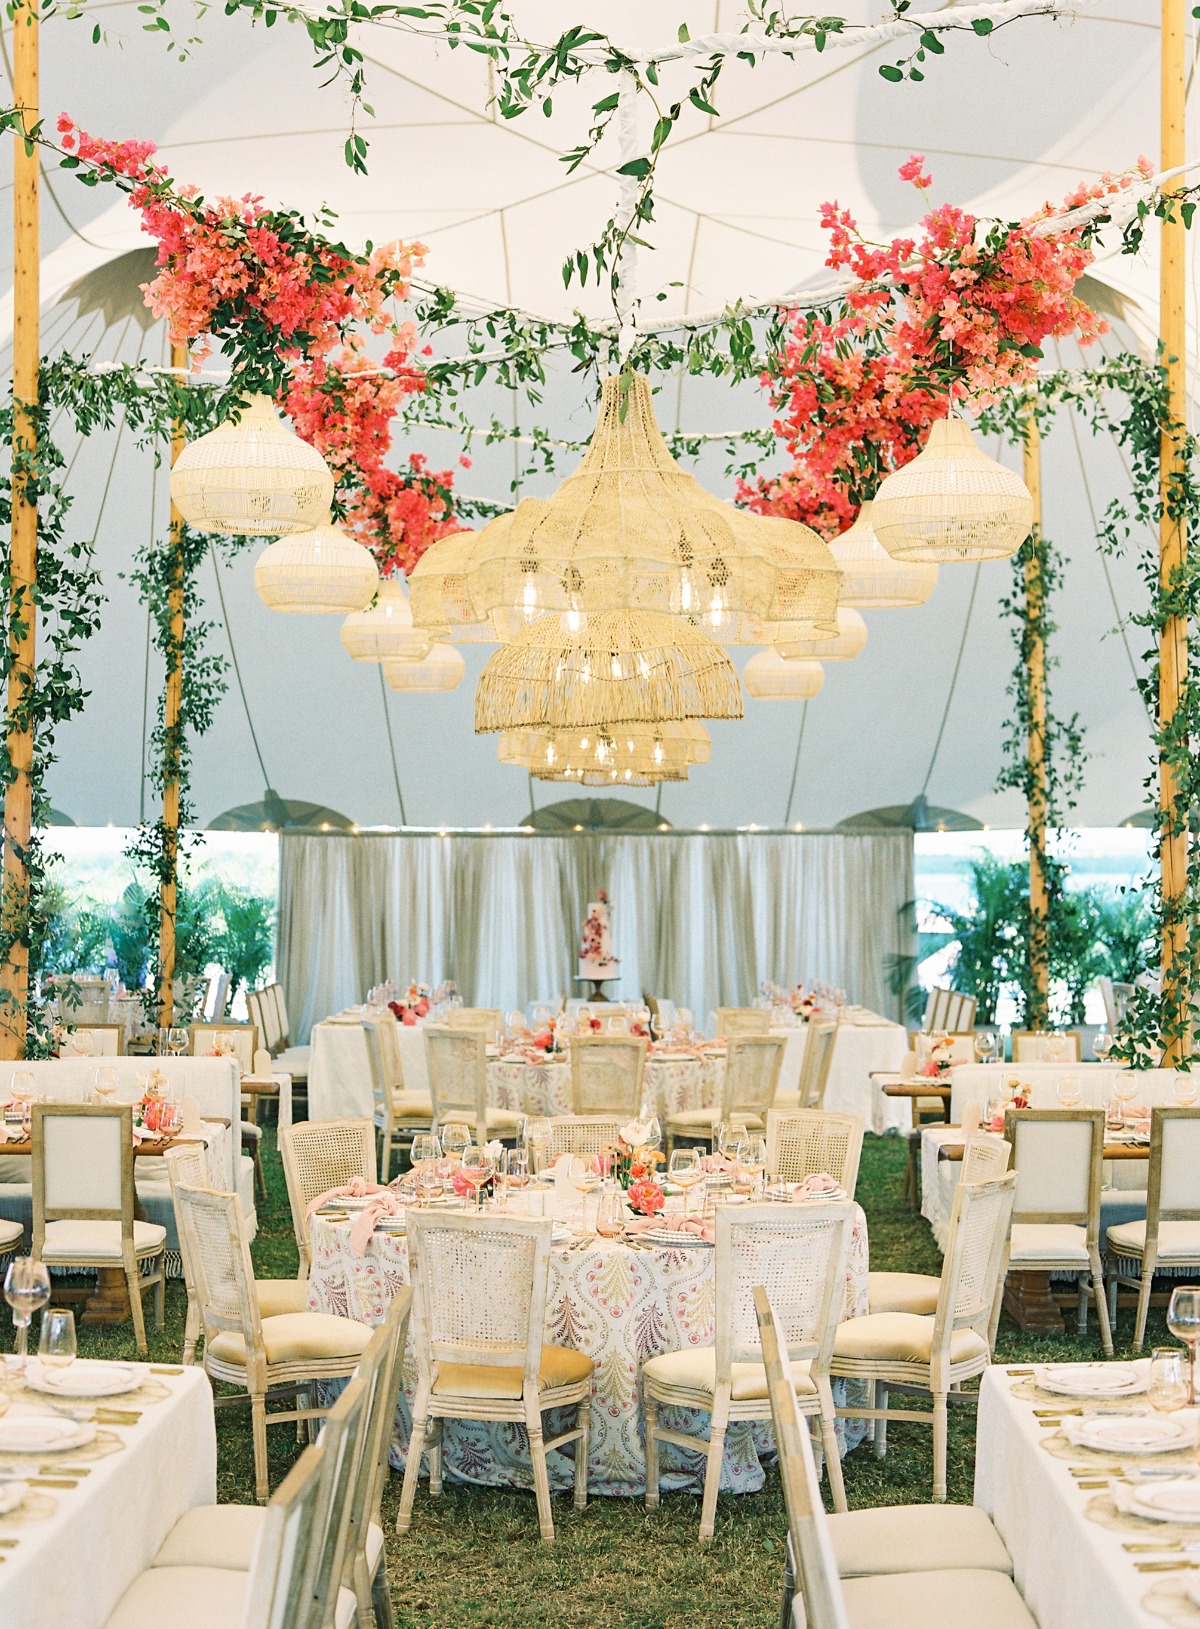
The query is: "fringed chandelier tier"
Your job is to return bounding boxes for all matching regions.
[499,720,710,785]
[742,651,826,700]
[475,609,743,734]
[444,373,840,637]
[254,523,378,614]
[776,606,868,663]
[829,501,938,608]
[341,578,433,662]
[171,394,335,537]
[872,415,1033,563]
[384,643,465,692]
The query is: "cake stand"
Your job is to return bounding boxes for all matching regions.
[575,974,618,1003]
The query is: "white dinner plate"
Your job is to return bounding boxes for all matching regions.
[638,1227,713,1248]
[1131,1480,1200,1523]
[0,1415,97,1454]
[25,1361,140,1398]
[0,1481,28,1515]
[1065,1413,1192,1455]
[1034,1363,1147,1398]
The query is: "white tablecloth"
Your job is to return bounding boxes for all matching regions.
[308,1205,870,1497]
[487,1053,721,1118]
[775,1017,909,1132]
[975,1361,1160,1629]
[947,1063,1200,1124]
[5,1364,216,1629]
[308,1013,431,1121]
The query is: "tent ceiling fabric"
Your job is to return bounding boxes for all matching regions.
[0,0,1178,829]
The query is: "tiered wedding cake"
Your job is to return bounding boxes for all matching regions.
[579,890,619,980]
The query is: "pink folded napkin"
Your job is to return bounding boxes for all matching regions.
[349,1190,403,1255]
[624,1215,715,1244]
[306,1177,393,1216]
[793,1172,843,1200]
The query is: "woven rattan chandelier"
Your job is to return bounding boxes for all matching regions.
[384,643,465,692]
[499,720,711,784]
[448,374,840,638]
[776,607,868,663]
[872,415,1033,563]
[742,651,826,700]
[171,394,335,536]
[254,523,378,614]
[830,502,938,607]
[475,609,742,733]
[341,578,433,663]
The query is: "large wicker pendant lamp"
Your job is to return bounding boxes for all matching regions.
[475,608,743,733]
[171,394,335,536]
[499,720,710,784]
[872,415,1033,563]
[742,651,826,700]
[410,515,548,642]
[830,502,938,607]
[452,374,839,637]
[341,578,433,662]
[254,522,379,614]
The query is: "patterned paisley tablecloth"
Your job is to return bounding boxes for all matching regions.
[308,1204,869,1498]
[486,1052,721,1119]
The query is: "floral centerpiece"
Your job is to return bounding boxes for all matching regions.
[529,1016,568,1055]
[136,1068,172,1132]
[389,983,430,1026]
[916,1035,963,1078]
[790,984,823,1021]
[604,1119,666,1212]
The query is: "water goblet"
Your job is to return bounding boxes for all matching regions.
[37,1308,77,1371]
[667,1148,704,1222]
[1093,1027,1113,1063]
[1167,1286,1200,1404]
[568,1154,603,1230]
[459,1143,494,1213]
[1174,1074,1199,1108]
[736,1135,768,1198]
[523,1116,552,1177]
[595,1184,625,1239]
[168,1026,189,1059]
[1148,1347,1190,1414]
[1112,1072,1140,1132]
[1056,1076,1082,1110]
[4,1258,51,1374]
[500,1147,529,1204]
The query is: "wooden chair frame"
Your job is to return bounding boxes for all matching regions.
[716,1006,771,1036]
[1106,1105,1200,1349]
[644,1202,853,1539]
[362,1016,433,1181]
[1011,1030,1082,1063]
[1002,1107,1113,1356]
[398,1211,591,1542]
[61,1022,125,1056]
[165,1141,211,1363]
[425,1025,491,1139]
[569,1033,647,1118]
[279,1118,377,1275]
[799,1021,838,1110]
[830,1172,1016,1501]
[345,1287,414,1629]
[766,1109,864,1197]
[31,1102,165,1355]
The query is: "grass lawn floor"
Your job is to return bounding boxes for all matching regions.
[1,1131,1175,1629]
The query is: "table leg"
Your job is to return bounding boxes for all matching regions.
[80,1267,132,1326]
[1002,1271,1065,1334]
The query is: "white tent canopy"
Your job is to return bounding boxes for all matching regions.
[0,0,1185,829]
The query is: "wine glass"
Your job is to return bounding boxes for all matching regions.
[500,1147,529,1203]
[716,1121,746,1168]
[168,1026,189,1059]
[4,1258,51,1373]
[595,1184,625,1239]
[1056,1076,1082,1109]
[737,1135,768,1199]
[1148,1347,1190,1413]
[72,1029,96,1060]
[410,1134,441,1208]
[8,1070,33,1138]
[441,1123,469,1162]
[459,1143,494,1213]
[1167,1287,1200,1404]
[568,1154,603,1230]
[973,1030,997,1065]
[1174,1073,1199,1108]
[1112,1072,1140,1132]
[94,1065,119,1105]
[668,1148,704,1222]
[1093,1027,1113,1064]
[37,1308,76,1371]
[523,1117,552,1177]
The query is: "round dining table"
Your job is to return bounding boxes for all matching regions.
[307,1201,870,1498]
[486,1047,725,1119]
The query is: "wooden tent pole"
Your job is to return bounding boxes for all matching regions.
[157,342,188,1030]
[1160,0,1189,1064]
[0,0,40,1060]
[1024,402,1049,1029]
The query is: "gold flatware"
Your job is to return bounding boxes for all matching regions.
[1035,1406,1082,1416]
[1136,1561,1199,1573]
[1071,1465,1123,1475]
[1007,1368,1034,1376]
[41,1464,90,1475]
[0,1539,19,1549]
[1075,1480,1110,1490]
[94,1409,140,1423]
[1125,1542,1192,1552]
[150,1366,183,1376]
[29,1477,76,1489]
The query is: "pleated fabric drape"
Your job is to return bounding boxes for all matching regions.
[277,831,914,1042]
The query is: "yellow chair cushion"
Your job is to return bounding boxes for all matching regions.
[840,1568,1037,1629]
[207,1311,373,1369]
[666,1110,765,1132]
[1008,1222,1089,1263]
[832,1312,988,1367]
[642,1345,815,1402]
[256,1278,311,1320]
[389,1093,433,1123]
[0,1217,22,1251]
[152,1505,265,1570]
[42,1219,166,1261]
[103,1565,248,1629]
[867,1271,941,1316]
[432,1344,593,1401]
[1108,1219,1200,1261]
[828,1503,1013,1577]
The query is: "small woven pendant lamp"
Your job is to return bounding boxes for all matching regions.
[830,502,938,607]
[384,644,466,692]
[872,415,1033,563]
[776,607,867,662]
[742,651,826,700]
[171,394,335,536]
[475,608,743,733]
[499,719,710,784]
[254,523,378,614]
[340,578,433,663]
[457,375,839,637]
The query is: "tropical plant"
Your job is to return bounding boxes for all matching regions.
[204,881,274,998]
[1094,891,1156,985]
[932,854,1028,1026]
[33,878,109,982]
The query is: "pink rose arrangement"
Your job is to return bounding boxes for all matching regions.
[628,1177,666,1217]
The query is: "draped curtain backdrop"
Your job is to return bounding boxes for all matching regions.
[278,831,915,1043]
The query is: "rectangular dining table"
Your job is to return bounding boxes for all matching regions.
[1,1362,216,1628]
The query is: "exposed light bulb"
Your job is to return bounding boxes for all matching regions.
[611,655,623,679]
[565,608,582,633]
[522,582,538,619]
[652,739,664,765]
